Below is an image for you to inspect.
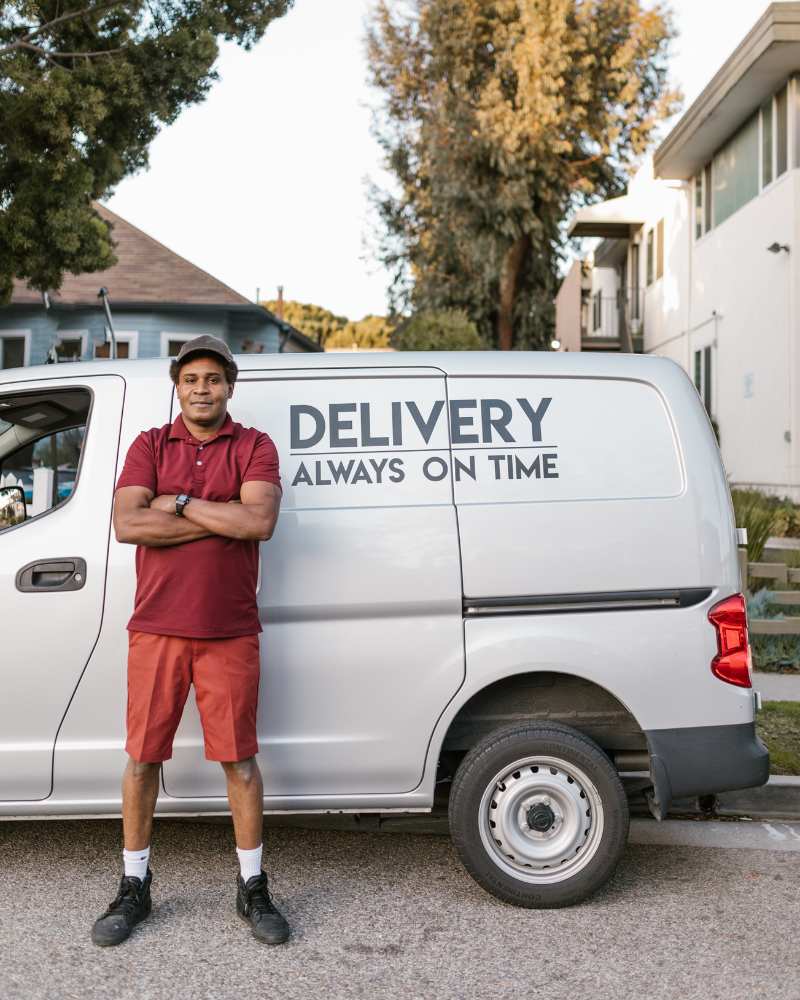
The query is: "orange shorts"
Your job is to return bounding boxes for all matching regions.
[125,631,261,764]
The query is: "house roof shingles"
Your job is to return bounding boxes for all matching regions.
[11,204,251,308]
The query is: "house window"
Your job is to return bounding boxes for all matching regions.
[761,97,773,187]
[54,339,83,362]
[713,113,759,226]
[630,243,641,321]
[160,332,199,357]
[1,336,26,369]
[646,228,655,285]
[94,330,137,359]
[698,81,790,235]
[695,168,713,240]
[656,219,664,280]
[761,85,789,189]
[592,291,602,332]
[94,341,130,359]
[776,84,788,176]
[694,173,704,240]
[694,346,713,415]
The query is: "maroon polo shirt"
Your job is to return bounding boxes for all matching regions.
[115,412,281,638]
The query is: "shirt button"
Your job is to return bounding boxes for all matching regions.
[196,460,203,466]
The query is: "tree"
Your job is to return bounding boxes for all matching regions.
[262,299,348,346]
[328,314,394,350]
[0,0,293,303]
[391,309,484,351]
[263,299,395,349]
[367,0,678,349]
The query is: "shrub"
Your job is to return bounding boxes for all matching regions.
[771,500,800,538]
[747,588,800,672]
[731,489,776,562]
[391,310,485,351]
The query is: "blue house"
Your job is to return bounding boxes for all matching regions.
[0,204,321,369]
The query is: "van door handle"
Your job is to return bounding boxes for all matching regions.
[15,558,87,593]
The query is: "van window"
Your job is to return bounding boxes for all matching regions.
[0,388,91,529]
[447,376,683,505]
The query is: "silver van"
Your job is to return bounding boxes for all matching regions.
[0,351,768,908]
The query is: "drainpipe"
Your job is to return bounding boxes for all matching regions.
[97,287,117,360]
[278,323,289,353]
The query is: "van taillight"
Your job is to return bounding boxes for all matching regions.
[707,593,752,688]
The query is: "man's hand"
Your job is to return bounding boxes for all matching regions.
[181,482,281,541]
[150,494,178,513]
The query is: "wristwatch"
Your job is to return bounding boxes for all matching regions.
[175,493,192,517]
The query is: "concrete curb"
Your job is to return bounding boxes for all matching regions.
[701,775,800,819]
[632,775,800,821]
[753,671,800,701]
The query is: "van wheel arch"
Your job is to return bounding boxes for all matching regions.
[437,671,649,782]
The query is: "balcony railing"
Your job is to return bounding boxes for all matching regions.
[582,290,644,347]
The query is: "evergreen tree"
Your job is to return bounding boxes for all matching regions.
[367,0,678,349]
[1,1,293,302]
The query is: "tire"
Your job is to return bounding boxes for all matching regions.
[448,721,629,908]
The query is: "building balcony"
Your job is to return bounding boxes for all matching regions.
[581,291,644,352]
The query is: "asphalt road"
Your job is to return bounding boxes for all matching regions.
[1,819,798,1000]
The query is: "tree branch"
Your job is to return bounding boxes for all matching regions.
[0,1,126,58]
[19,39,124,59]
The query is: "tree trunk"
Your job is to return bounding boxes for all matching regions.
[496,236,529,350]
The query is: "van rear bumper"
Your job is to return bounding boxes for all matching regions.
[645,722,770,818]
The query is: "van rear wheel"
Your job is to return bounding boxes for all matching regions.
[448,722,629,908]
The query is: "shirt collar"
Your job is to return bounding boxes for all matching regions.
[168,412,235,443]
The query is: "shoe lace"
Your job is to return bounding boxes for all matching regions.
[246,876,277,917]
[104,877,144,919]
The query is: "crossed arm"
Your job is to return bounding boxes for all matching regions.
[113,481,282,548]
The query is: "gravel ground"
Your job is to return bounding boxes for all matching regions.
[0,819,797,1000]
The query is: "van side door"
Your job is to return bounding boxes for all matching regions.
[0,374,124,801]
[162,367,465,799]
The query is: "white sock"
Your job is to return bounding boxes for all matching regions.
[236,844,263,881]
[123,846,150,881]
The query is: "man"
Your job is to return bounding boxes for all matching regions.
[92,335,289,947]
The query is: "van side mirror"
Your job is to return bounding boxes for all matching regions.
[0,485,27,529]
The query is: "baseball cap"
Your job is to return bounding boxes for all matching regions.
[174,335,235,367]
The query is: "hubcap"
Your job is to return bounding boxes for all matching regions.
[478,754,605,885]
[526,802,556,832]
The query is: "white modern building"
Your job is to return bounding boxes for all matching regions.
[557,2,800,498]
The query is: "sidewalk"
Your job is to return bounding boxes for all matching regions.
[629,817,800,850]
[753,671,800,701]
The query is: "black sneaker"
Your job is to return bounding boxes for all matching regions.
[236,871,290,945]
[91,869,152,947]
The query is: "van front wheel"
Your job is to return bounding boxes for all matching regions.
[448,722,629,908]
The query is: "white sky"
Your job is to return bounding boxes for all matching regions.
[105,0,777,320]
